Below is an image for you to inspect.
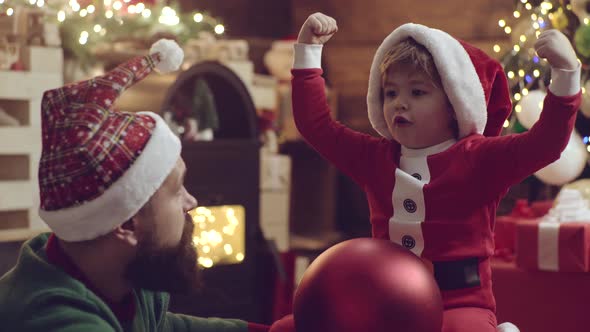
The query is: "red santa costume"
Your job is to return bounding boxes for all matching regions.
[291,24,581,331]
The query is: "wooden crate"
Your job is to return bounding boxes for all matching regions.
[0,46,62,242]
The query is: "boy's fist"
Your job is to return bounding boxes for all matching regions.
[297,12,338,45]
[535,29,579,70]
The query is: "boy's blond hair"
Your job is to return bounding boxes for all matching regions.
[379,37,443,88]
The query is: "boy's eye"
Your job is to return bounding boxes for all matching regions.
[412,89,426,96]
[385,90,397,98]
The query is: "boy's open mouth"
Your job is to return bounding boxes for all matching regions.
[394,116,412,125]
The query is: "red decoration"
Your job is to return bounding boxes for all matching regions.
[10,61,25,71]
[293,238,443,332]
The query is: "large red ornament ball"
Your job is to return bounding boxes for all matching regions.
[293,238,443,332]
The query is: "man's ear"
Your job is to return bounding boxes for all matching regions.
[113,218,139,247]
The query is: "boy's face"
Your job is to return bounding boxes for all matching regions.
[382,66,456,149]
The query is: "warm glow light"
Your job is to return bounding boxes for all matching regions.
[499,19,506,27]
[142,9,151,18]
[513,11,521,18]
[508,71,515,79]
[215,24,225,34]
[514,93,522,101]
[6,8,13,16]
[194,13,204,22]
[493,44,501,53]
[87,5,95,13]
[518,69,525,77]
[57,10,66,21]
[533,69,540,77]
[94,24,102,32]
[80,9,87,17]
[515,105,522,113]
[522,88,529,96]
[503,120,510,128]
[190,205,245,268]
[504,26,512,34]
[513,45,520,52]
[520,35,526,43]
[105,10,114,18]
[113,1,123,10]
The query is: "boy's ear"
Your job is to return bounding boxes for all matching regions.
[113,218,139,247]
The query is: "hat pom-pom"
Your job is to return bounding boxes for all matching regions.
[150,39,184,73]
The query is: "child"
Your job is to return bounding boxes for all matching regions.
[291,12,580,332]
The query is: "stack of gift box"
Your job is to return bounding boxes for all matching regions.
[495,188,590,272]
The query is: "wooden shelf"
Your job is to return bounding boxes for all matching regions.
[0,181,34,211]
[0,71,62,100]
[0,47,62,238]
[0,227,49,243]
[0,127,40,154]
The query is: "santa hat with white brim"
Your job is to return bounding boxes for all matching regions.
[38,39,185,241]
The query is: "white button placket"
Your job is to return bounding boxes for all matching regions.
[389,155,430,256]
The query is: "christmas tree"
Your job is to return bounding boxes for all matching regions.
[496,0,590,191]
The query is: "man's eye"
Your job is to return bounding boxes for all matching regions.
[413,90,426,96]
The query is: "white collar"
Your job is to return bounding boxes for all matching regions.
[401,138,457,157]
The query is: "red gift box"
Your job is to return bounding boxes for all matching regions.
[494,200,552,258]
[516,219,590,272]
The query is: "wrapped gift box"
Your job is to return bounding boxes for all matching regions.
[515,189,590,272]
[516,220,590,272]
[494,200,552,256]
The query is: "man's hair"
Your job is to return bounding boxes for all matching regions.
[379,37,443,88]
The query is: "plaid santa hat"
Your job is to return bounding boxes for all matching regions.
[38,39,184,241]
[367,23,512,139]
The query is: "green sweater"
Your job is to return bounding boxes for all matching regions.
[0,234,249,332]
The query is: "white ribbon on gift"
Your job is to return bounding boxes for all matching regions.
[538,222,560,271]
[537,189,590,271]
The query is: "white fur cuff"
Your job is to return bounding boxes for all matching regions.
[293,43,323,69]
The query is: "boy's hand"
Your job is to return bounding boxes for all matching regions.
[297,12,338,45]
[534,30,579,70]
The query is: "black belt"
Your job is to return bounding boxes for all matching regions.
[433,257,481,291]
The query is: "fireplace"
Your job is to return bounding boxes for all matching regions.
[162,62,276,323]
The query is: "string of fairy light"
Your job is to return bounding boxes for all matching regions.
[492,0,590,154]
[493,1,555,128]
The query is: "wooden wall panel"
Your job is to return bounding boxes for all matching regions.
[293,0,514,43]
[178,0,293,38]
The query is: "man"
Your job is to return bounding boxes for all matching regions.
[0,39,289,332]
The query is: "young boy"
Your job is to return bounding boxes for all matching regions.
[291,12,580,332]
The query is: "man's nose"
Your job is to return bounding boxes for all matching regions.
[183,187,198,212]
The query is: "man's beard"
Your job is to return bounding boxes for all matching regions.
[124,213,202,293]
